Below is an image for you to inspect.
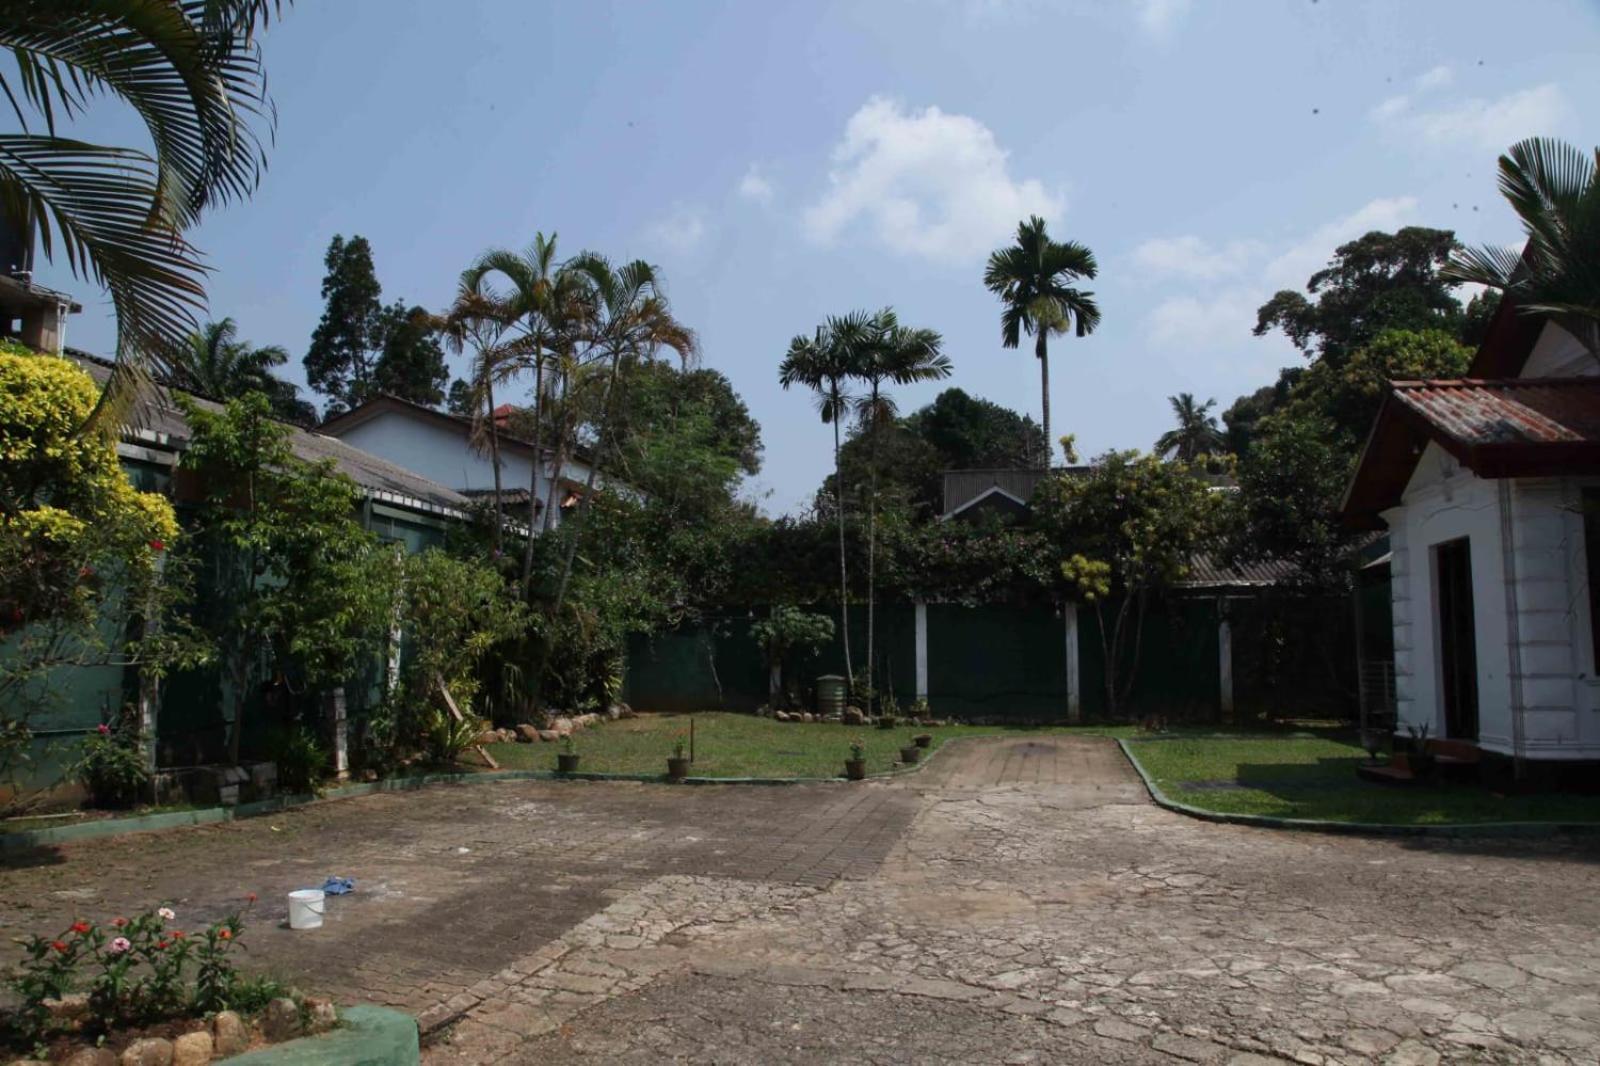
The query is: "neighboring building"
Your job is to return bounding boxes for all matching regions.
[318,394,602,528]
[940,467,1086,522]
[1343,301,1600,768]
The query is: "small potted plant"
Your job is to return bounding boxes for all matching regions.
[844,739,867,781]
[666,736,690,781]
[556,735,581,774]
[899,742,921,765]
[1405,723,1435,780]
[913,732,932,749]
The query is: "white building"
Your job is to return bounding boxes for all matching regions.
[319,395,602,529]
[1343,304,1600,767]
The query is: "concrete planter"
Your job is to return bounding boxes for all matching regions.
[844,758,866,781]
[221,1005,417,1065]
[556,753,581,774]
[899,745,921,765]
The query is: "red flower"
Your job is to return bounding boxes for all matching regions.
[97,724,110,735]
[111,916,127,928]
[148,539,166,552]
[245,892,258,903]
[156,940,168,950]
[218,929,232,941]
[51,940,68,953]
[172,931,186,940]
[71,921,90,935]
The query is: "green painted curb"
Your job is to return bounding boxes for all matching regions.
[1117,738,1600,838]
[0,734,955,852]
[221,1005,417,1065]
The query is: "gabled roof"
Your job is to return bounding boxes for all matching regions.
[1342,377,1600,525]
[319,393,596,466]
[64,352,471,517]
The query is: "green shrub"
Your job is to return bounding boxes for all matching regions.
[268,724,327,795]
[72,717,148,809]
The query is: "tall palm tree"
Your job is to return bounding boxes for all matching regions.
[436,276,519,552]
[779,319,863,688]
[1,1,287,408]
[983,217,1101,457]
[853,309,950,700]
[1443,137,1600,362]
[551,254,697,617]
[1155,393,1222,463]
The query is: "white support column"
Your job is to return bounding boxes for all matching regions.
[1064,603,1081,723]
[326,687,349,780]
[1218,606,1234,720]
[914,600,929,703]
[137,551,167,777]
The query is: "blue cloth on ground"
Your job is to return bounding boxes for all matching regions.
[322,875,355,895]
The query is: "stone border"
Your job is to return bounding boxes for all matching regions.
[1,736,950,853]
[220,1005,417,1065]
[1117,737,1600,838]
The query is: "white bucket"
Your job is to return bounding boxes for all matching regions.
[288,888,325,930]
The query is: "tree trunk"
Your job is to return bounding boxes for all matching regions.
[866,387,879,703]
[833,411,854,688]
[521,353,546,588]
[485,373,503,554]
[541,366,573,536]
[552,354,622,617]
[1036,330,1051,466]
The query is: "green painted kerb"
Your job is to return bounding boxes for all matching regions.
[221,1006,418,1065]
[1117,738,1600,839]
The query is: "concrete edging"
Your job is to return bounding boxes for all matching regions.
[1,736,951,852]
[220,1005,417,1065]
[1116,737,1600,838]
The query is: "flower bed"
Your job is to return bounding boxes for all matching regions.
[3,898,338,1062]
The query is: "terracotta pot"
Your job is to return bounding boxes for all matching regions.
[556,753,581,773]
[899,745,920,765]
[666,756,690,780]
[914,734,932,748]
[844,758,866,781]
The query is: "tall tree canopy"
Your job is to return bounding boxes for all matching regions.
[372,301,448,407]
[0,1,287,404]
[1155,393,1222,462]
[1253,227,1467,367]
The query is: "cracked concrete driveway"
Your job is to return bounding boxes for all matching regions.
[5,736,1599,1064]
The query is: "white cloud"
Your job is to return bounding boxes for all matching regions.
[737,164,774,205]
[1132,0,1191,37]
[1414,64,1454,92]
[647,207,706,253]
[1132,235,1263,281]
[1371,82,1571,153]
[803,97,1063,264]
[1140,196,1420,352]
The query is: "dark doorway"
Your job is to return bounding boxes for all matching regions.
[1435,537,1479,740]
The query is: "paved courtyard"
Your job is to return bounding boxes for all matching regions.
[4,736,1599,1064]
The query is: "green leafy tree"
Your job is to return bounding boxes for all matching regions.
[905,387,1047,472]
[178,392,397,763]
[373,301,448,406]
[1443,137,1600,363]
[171,318,315,425]
[1033,451,1225,718]
[1254,227,1465,367]
[304,235,383,415]
[0,1,286,407]
[1155,393,1223,462]
[983,216,1101,452]
[0,345,195,798]
[750,606,835,709]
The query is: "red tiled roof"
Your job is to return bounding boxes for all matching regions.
[1390,378,1600,449]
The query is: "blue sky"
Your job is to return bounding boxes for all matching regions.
[35,0,1600,513]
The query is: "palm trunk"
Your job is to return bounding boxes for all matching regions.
[552,353,622,617]
[833,413,854,689]
[541,367,573,535]
[866,389,879,704]
[485,374,503,554]
[1036,331,1051,466]
[521,353,545,588]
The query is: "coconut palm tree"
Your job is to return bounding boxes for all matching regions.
[780,317,865,688]
[853,309,950,700]
[983,217,1101,457]
[550,253,697,617]
[171,317,313,425]
[1443,137,1600,362]
[1155,393,1223,463]
[1,1,287,407]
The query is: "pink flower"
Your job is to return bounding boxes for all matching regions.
[97,724,110,735]
[109,937,131,955]
[158,907,176,921]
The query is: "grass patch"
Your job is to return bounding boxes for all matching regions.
[486,712,1139,779]
[1125,735,1600,825]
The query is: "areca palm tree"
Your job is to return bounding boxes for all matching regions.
[779,318,864,688]
[853,308,950,700]
[1443,137,1600,362]
[436,276,520,552]
[2,1,287,408]
[983,217,1101,458]
[1155,393,1222,463]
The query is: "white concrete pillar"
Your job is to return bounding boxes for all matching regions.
[326,686,349,780]
[1218,609,1234,720]
[1064,603,1081,722]
[914,601,929,702]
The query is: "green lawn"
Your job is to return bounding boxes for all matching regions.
[1125,735,1600,825]
[485,712,1136,779]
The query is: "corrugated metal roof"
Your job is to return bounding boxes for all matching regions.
[65,352,470,515]
[1391,378,1600,447]
[1179,555,1302,589]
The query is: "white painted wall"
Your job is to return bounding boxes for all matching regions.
[325,410,600,529]
[1386,442,1600,759]
[1522,322,1596,378]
